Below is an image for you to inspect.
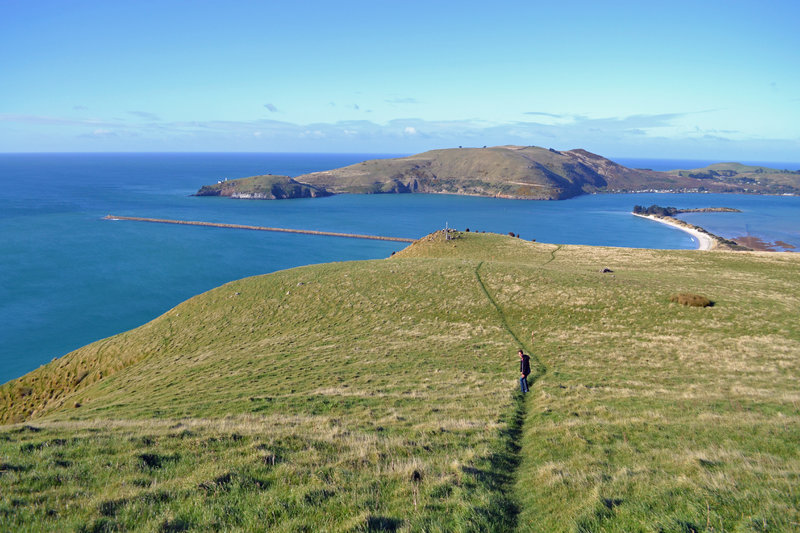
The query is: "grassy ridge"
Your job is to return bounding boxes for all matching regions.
[1,233,541,531]
[2,233,799,531]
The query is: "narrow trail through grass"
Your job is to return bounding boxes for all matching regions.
[542,244,561,266]
[473,261,546,531]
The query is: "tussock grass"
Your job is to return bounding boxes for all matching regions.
[670,293,713,307]
[2,231,799,531]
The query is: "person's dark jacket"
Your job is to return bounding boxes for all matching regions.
[520,354,531,376]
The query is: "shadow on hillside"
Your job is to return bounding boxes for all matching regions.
[458,390,527,531]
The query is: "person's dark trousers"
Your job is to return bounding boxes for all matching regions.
[520,375,529,393]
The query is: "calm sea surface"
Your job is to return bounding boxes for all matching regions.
[1,153,798,383]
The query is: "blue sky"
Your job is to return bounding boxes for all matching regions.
[1,0,799,161]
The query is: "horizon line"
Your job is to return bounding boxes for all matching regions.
[1,150,799,166]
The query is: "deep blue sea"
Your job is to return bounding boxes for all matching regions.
[2,153,799,383]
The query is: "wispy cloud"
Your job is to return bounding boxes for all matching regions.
[0,113,116,127]
[73,105,88,111]
[521,111,718,132]
[91,129,116,137]
[523,111,563,118]
[128,110,161,121]
[2,110,791,160]
[565,112,689,130]
[264,103,278,112]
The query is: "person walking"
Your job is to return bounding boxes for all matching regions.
[518,349,531,393]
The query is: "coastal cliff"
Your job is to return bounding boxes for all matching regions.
[195,174,331,199]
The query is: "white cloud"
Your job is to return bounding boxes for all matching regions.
[3,110,797,161]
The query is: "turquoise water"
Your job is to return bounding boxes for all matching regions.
[1,153,798,383]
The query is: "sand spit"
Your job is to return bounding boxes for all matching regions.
[633,213,715,250]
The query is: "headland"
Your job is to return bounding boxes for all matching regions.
[196,145,800,201]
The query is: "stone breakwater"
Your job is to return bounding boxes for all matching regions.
[104,215,416,243]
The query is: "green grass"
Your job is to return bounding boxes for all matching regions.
[2,231,799,531]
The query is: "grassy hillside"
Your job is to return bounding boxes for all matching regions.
[2,233,799,531]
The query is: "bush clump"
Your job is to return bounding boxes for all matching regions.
[670,293,713,307]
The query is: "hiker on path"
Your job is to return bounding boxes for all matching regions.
[518,349,531,393]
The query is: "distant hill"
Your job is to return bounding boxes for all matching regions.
[668,162,800,195]
[196,146,800,200]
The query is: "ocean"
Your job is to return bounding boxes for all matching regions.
[1,153,799,384]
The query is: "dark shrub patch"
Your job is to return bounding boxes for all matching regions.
[20,442,42,453]
[138,490,174,506]
[670,293,713,307]
[98,498,128,517]
[199,472,235,493]
[304,489,335,505]
[132,436,156,446]
[79,517,117,533]
[160,517,192,533]
[137,453,178,470]
[0,462,29,474]
[138,453,163,469]
[12,425,41,433]
[366,515,403,532]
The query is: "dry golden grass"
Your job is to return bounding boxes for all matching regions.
[670,292,713,307]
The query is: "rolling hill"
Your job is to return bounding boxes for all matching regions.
[196,146,800,200]
[2,233,799,531]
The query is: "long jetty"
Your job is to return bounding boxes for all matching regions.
[104,215,416,243]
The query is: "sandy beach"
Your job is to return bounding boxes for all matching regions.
[633,213,715,250]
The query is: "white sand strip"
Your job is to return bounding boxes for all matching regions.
[633,213,715,251]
